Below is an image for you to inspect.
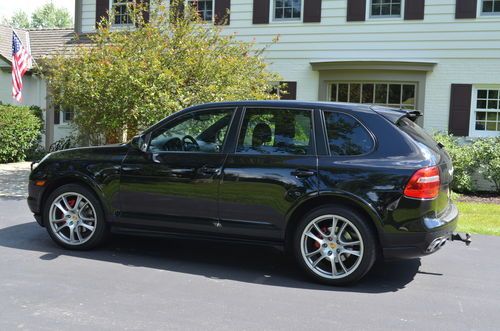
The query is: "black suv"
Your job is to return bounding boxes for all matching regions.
[28,101,460,285]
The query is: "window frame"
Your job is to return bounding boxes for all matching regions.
[234,106,317,156]
[187,0,216,22]
[270,0,304,23]
[109,0,135,26]
[327,81,418,110]
[468,86,500,138]
[320,109,377,157]
[479,0,500,16]
[147,107,237,154]
[367,0,404,20]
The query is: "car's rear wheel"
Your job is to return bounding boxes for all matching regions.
[44,184,108,250]
[293,206,377,285]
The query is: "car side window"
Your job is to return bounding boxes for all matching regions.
[236,108,313,155]
[323,111,374,156]
[148,108,233,153]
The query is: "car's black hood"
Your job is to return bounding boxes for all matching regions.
[46,144,130,162]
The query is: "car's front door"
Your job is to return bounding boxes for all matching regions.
[118,107,235,233]
[218,107,318,241]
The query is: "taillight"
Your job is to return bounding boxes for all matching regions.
[404,166,441,199]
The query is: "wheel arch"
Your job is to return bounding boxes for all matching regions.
[41,175,110,226]
[285,193,383,252]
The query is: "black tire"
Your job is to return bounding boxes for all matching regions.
[43,183,108,250]
[292,205,377,286]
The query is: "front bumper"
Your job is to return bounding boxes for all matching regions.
[382,203,459,259]
[27,180,46,227]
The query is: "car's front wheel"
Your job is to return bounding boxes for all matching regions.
[293,206,377,285]
[44,184,108,250]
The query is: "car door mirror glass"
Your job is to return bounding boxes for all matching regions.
[131,133,150,153]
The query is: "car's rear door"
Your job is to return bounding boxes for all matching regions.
[217,106,319,241]
[118,107,236,234]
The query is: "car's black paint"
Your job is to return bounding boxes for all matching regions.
[28,100,458,258]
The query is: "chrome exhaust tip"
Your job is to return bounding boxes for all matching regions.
[426,236,448,253]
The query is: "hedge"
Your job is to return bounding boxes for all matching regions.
[433,133,500,193]
[0,104,42,164]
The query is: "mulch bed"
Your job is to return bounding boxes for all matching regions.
[456,193,500,204]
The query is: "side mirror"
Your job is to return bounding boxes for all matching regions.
[131,133,150,153]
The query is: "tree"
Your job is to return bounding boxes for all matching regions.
[3,11,30,29]
[2,2,72,29]
[31,2,72,29]
[43,1,281,144]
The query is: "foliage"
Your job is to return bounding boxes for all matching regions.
[3,3,72,29]
[31,2,73,29]
[43,0,280,144]
[3,11,30,29]
[433,133,500,193]
[0,104,42,163]
[25,105,47,161]
[471,137,500,193]
[432,133,476,192]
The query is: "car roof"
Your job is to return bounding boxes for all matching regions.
[185,100,375,113]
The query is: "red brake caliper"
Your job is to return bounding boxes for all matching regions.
[68,199,76,208]
[312,226,329,249]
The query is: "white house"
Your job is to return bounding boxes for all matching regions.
[0,25,76,148]
[77,0,500,139]
[2,0,499,149]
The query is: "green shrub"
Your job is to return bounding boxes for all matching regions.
[433,133,500,193]
[471,137,500,193]
[0,104,42,163]
[433,133,476,192]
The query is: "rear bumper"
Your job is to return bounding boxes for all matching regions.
[382,203,459,259]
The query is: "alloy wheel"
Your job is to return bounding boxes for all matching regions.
[300,214,364,279]
[48,192,98,246]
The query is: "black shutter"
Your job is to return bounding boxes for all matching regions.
[215,0,231,25]
[455,0,477,19]
[95,0,109,27]
[141,0,150,23]
[448,84,472,136]
[170,0,185,21]
[304,0,322,23]
[347,0,366,22]
[54,105,60,125]
[253,0,270,24]
[280,82,297,100]
[404,0,425,20]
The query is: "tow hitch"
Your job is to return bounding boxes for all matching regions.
[450,233,472,246]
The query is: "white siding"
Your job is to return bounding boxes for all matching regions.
[79,0,500,134]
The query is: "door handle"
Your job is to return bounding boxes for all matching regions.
[198,166,221,175]
[291,169,316,178]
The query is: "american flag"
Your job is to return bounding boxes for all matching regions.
[12,31,32,102]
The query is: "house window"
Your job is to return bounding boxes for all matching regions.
[481,0,500,15]
[329,82,416,109]
[473,88,500,135]
[370,0,401,17]
[273,0,302,21]
[63,108,74,123]
[188,0,214,21]
[111,0,133,25]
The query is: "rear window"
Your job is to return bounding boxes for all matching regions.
[397,117,440,152]
[324,111,374,156]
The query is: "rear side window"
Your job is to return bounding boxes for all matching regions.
[237,108,313,155]
[397,117,440,153]
[323,111,374,156]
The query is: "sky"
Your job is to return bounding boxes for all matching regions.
[0,0,75,21]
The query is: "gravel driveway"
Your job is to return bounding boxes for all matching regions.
[0,162,31,199]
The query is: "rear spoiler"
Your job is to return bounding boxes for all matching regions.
[370,106,422,123]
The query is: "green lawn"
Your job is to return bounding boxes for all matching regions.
[456,202,500,236]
